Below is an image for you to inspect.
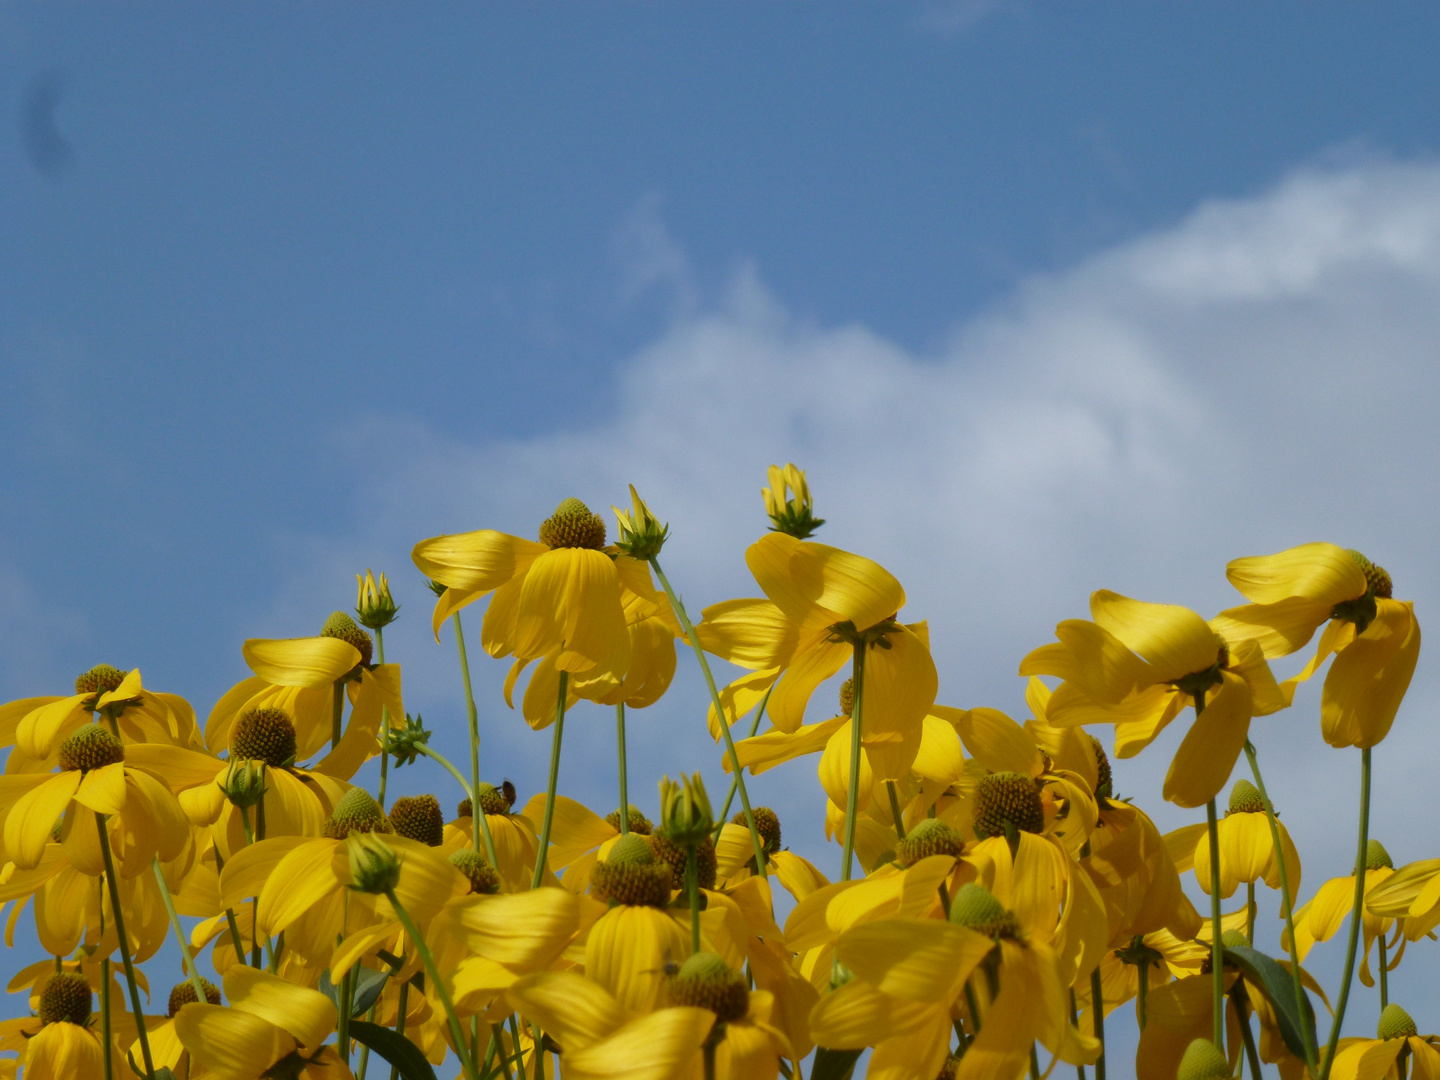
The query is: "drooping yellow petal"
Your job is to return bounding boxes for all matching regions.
[1212,596,1337,659]
[769,850,830,903]
[817,720,873,812]
[124,744,225,791]
[584,904,690,1013]
[175,1002,296,1080]
[766,632,850,734]
[728,715,847,774]
[4,772,80,869]
[252,838,340,936]
[562,1007,714,1080]
[243,637,359,687]
[515,548,629,674]
[746,532,906,632]
[73,761,127,815]
[1090,591,1217,685]
[15,695,92,761]
[24,1020,105,1080]
[1162,671,1253,809]
[480,574,528,656]
[1225,542,1367,606]
[695,598,800,670]
[955,707,1040,778]
[521,794,614,870]
[0,696,61,748]
[858,623,937,781]
[507,971,625,1053]
[807,977,939,1048]
[412,529,547,595]
[1321,600,1419,749]
[707,668,782,739]
[836,917,991,1001]
[446,888,580,970]
[1020,619,1153,703]
[224,964,337,1048]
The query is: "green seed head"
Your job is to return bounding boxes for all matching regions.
[323,787,393,840]
[389,794,444,846]
[896,819,965,867]
[58,725,125,772]
[605,806,654,835]
[1378,1003,1418,1040]
[74,664,128,696]
[167,978,221,1017]
[838,678,854,717]
[1366,839,1395,871]
[1089,735,1113,800]
[458,782,513,819]
[1227,780,1266,816]
[591,834,671,907]
[320,611,374,666]
[732,807,781,853]
[1220,929,1249,949]
[229,707,298,767]
[948,883,1020,939]
[1346,549,1394,599]
[38,972,92,1027]
[450,849,502,895]
[666,952,749,1023]
[972,771,1044,840]
[538,498,607,550]
[1177,1038,1233,1080]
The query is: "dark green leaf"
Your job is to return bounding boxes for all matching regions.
[1224,944,1316,1060]
[350,966,390,1017]
[811,1047,863,1080]
[349,1020,438,1080]
[318,970,340,1009]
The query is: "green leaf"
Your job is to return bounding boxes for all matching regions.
[1224,944,1316,1060]
[811,1047,863,1080]
[349,1020,438,1080]
[350,966,390,1017]
[318,970,340,1009]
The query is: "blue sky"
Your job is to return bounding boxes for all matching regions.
[6,1,1440,1062]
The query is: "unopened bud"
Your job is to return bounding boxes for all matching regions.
[355,569,400,631]
[346,832,402,894]
[612,485,669,559]
[658,772,713,849]
[762,463,824,539]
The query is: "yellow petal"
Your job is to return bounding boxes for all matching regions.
[447,888,580,969]
[858,624,937,780]
[707,668,782,740]
[1162,672,1252,809]
[695,598,799,670]
[836,917,991,1000]
[74,762,127,815]
[728,715,847,774]
[224,964,337,1047]
[766,632,850,734]
[563,1006,714,1080]
[175,1002,296,1079]
[1090,591,1217,684]
[25,1019,105,1080]
[243,637,359,687]
[15,695,91,761]
[413,529,546,594]
[817,720,872,813]
[4,772,80,869]
[507,971,624,1052]
[253,838,340,935]
[955,707,1040,777]
[1020,620,1152,703]
[746,532,905,632]
[0,696,61,748]
[1225,542,1367,606]
[523,795,614,870]
[204,676,269,752]
[123,744,224,791]
[584,904,690,1013]
[808,977,938,1048]
[515,548,629,674]
[1211,597,1336,659]
[769,850,829,903]
[1321,600,1419,748]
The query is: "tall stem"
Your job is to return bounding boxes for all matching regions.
[1319,747,1372,1080]
[491,1021,514,1080]
[886,779,906,842]
[452,611,493,859]
[385,886,480,1080]
[331,679,346,750]
[1379,934,1389,1009]
[1090,966,1106,1080]
[1070,988,1086,1080]
[389,977,411,1080]
[1246,882,1255,945]
[1244,741,1316,1071]
[413,740,498,867]
[152,857,208,1004]
[1205,797,1225,1055]
[376,627,390,809]
[530,673,568,889]
[649,556,768,873]
[1232,988,1263,1080]
[616,703,630,835]
[840,643,866,881]
[687,846,702,955]
[713,687,773,838]
[1136,962,1149,1032]
[95,813,154,1079]
[99,883,112,1080]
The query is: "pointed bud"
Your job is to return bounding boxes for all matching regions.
[613,485,669,559]
[346,832,402,895]
[355,569,400,631]
[658,772,713,849]
[762,463,824,539]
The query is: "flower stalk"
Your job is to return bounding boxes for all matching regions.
[841,642,866,881]
[95,812,155,1079]
[386,885,481,1080]
[530,672,568,889]
[1318,746,1373,1080]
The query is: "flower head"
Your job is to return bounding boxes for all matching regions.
[763,463,824,539]
[355,568,400,630]
[613,484,669,559]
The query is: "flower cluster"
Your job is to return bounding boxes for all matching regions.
[0,470,1430,1080]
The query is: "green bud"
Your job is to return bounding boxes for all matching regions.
[346,832,402,894]
[220,760,267,811]
[612,485,669,559]
[1177,1038,1232,1080]
[355,569,400,631]
[658,772,714,849]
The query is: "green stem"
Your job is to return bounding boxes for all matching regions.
[1246,881,1255,945]
[649,556,769,874]
[1070,989,1086,1080]
[532,1022,545,1080]
[1205,797,1224,1055]
[413,741,499,866]
[616,703,629,835]
[1379,933,1389,1009]
[1244,741,1316,1071]
[712,687,773,840]
[95,813,154,1079]
[1232,987,1263,1080]
[841,643,866,881]
[1029,1045,1042,1080]
[452,612,493,860]
[1319,746,1372,1080]
[385,886,480,1080]
[376,626,390,810]
[152,858,208,1004]
[491,1021,514,1080]
[100,954,112,1080]
[964,979,983,1037]
[1090,965,1106,1080]
[687,846,701,955]
[337,965,353,1063]
[223,907,248,965]
[332,679,346,750]
[1137,961,1149,1032]
[389,976,410,1080]
[530,672,568,889]
[703,1042,716,1080]
[886,779,906,842]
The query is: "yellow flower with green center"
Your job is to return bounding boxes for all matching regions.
[1184,780,1302,899]
[1289,839,1400,988]
[1020,590,1287,808]
[1212,542,1420,748]
[1325,1004,1440,1080]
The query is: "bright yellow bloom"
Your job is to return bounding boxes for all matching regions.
[1213,542,1420,748]
[762,463,824,540]
[1289,840,1400,988]
[174,964,348,1080]
[1328,1004,1440,1080]
[0,969,135,1080]
[447,784,540,891]
[1187,780,1301,900]
[1367,854,1440,942]
[1021,590,1286,807]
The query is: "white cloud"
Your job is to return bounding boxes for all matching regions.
[324,156,1440,1043]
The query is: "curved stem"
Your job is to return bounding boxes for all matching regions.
[841,643,866,881]
[530,673,568,889]
[385,886,479,1080]
[452,612,496,862]
[1244,741,1317,1071]
[616,703,629,836]
[1205,797,1225,1055]
[95,813,154,1079]
[1319,747,1372,1080]
[1232,987,1263,1080]
[687,846,702,955]
[413,741,498,867]
[152,857,208,1005]
[712,686,773,839]
[1090,965,1106,1080]
[886,780,906,842]
[376,627,390,810]
[649,556,768,874]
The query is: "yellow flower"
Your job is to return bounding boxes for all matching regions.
[447,784,540,892]
[1289,840,1399,988]
[762,463,825,540]
[1366,853,1440,942]
[1213,543,1420,748]
[0,970,134,1080]
[1327,1004,1440,1080]
[665,952,793,1080]
[174,965,345,1080]
[1187,780,1302,900]
[1021,590,1287,808]
[354,567,399,630]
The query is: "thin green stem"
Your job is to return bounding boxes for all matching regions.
[100,954,113,1080]
[616,703,629,835]
[1232,988,1263,1080]
[491,1022,514,1080]
[385,886,480,1080]
[413,740,499,867]
[1070,989,1086,1080]
[1246,881,1255,945]
[95,813,154,1079]
[376,626,390,810]
[1090,965,1106,1080]
[703,1042,716,1080]
[223,907,247,965]
[687,846,702,955]
[532,1022,545,1080]
[331,679,346,750]
[1244,741,1316,1071]
[530,672,568,889]
[389,976,411,1080]
[508,1016,525,1079]
[337,964,353,1063]
[1379,934,1389,1009]
[452,612,494,861]
[964,979,983,1036]
[841,643,866,881]
[886,779,906,842]
[1319,746,1372,1080]
[1205,797,1224,1055]
[713,687,773,840]
[152,857,208,1004]
[1136,961,1149,1032]
[649,556,768,874]
[1029,1045,1042,1080]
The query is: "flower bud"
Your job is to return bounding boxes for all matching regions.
[762,463,824,539]
[1177,1039,1231,1080]
[658,773,713,849]
[220,760,267,811]
[346,832,402,895]
[612,485,669,559]
[355,569,400,631]
[1378,1003,1418,1040]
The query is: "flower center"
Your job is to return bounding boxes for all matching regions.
[389,794,444,846]
[323,788,393,840]
[838,678,854,717]
[971,772,1044,841]
[732,807,782,853]
[1090,735,1113,801]
[459,782,513,819]
[450,849,501,894]
[896,818,965,867]
[58,725,125,772]
[605,806,654,835]
[650,833,717,890]
[1177,1039,1231,1080]
[1367,839,1394,871]
[591,834,671,907]
[321,611,374,667]
[167,978,221,1017]
[1226,779,1266,815]
[38,972,92,1027]
[229,707,298,767]
[948,883,1020,940]
[666,952,749,1022]
[1378,1003,1418,1040]
[74,664,127,696]
[538,498,607,550]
